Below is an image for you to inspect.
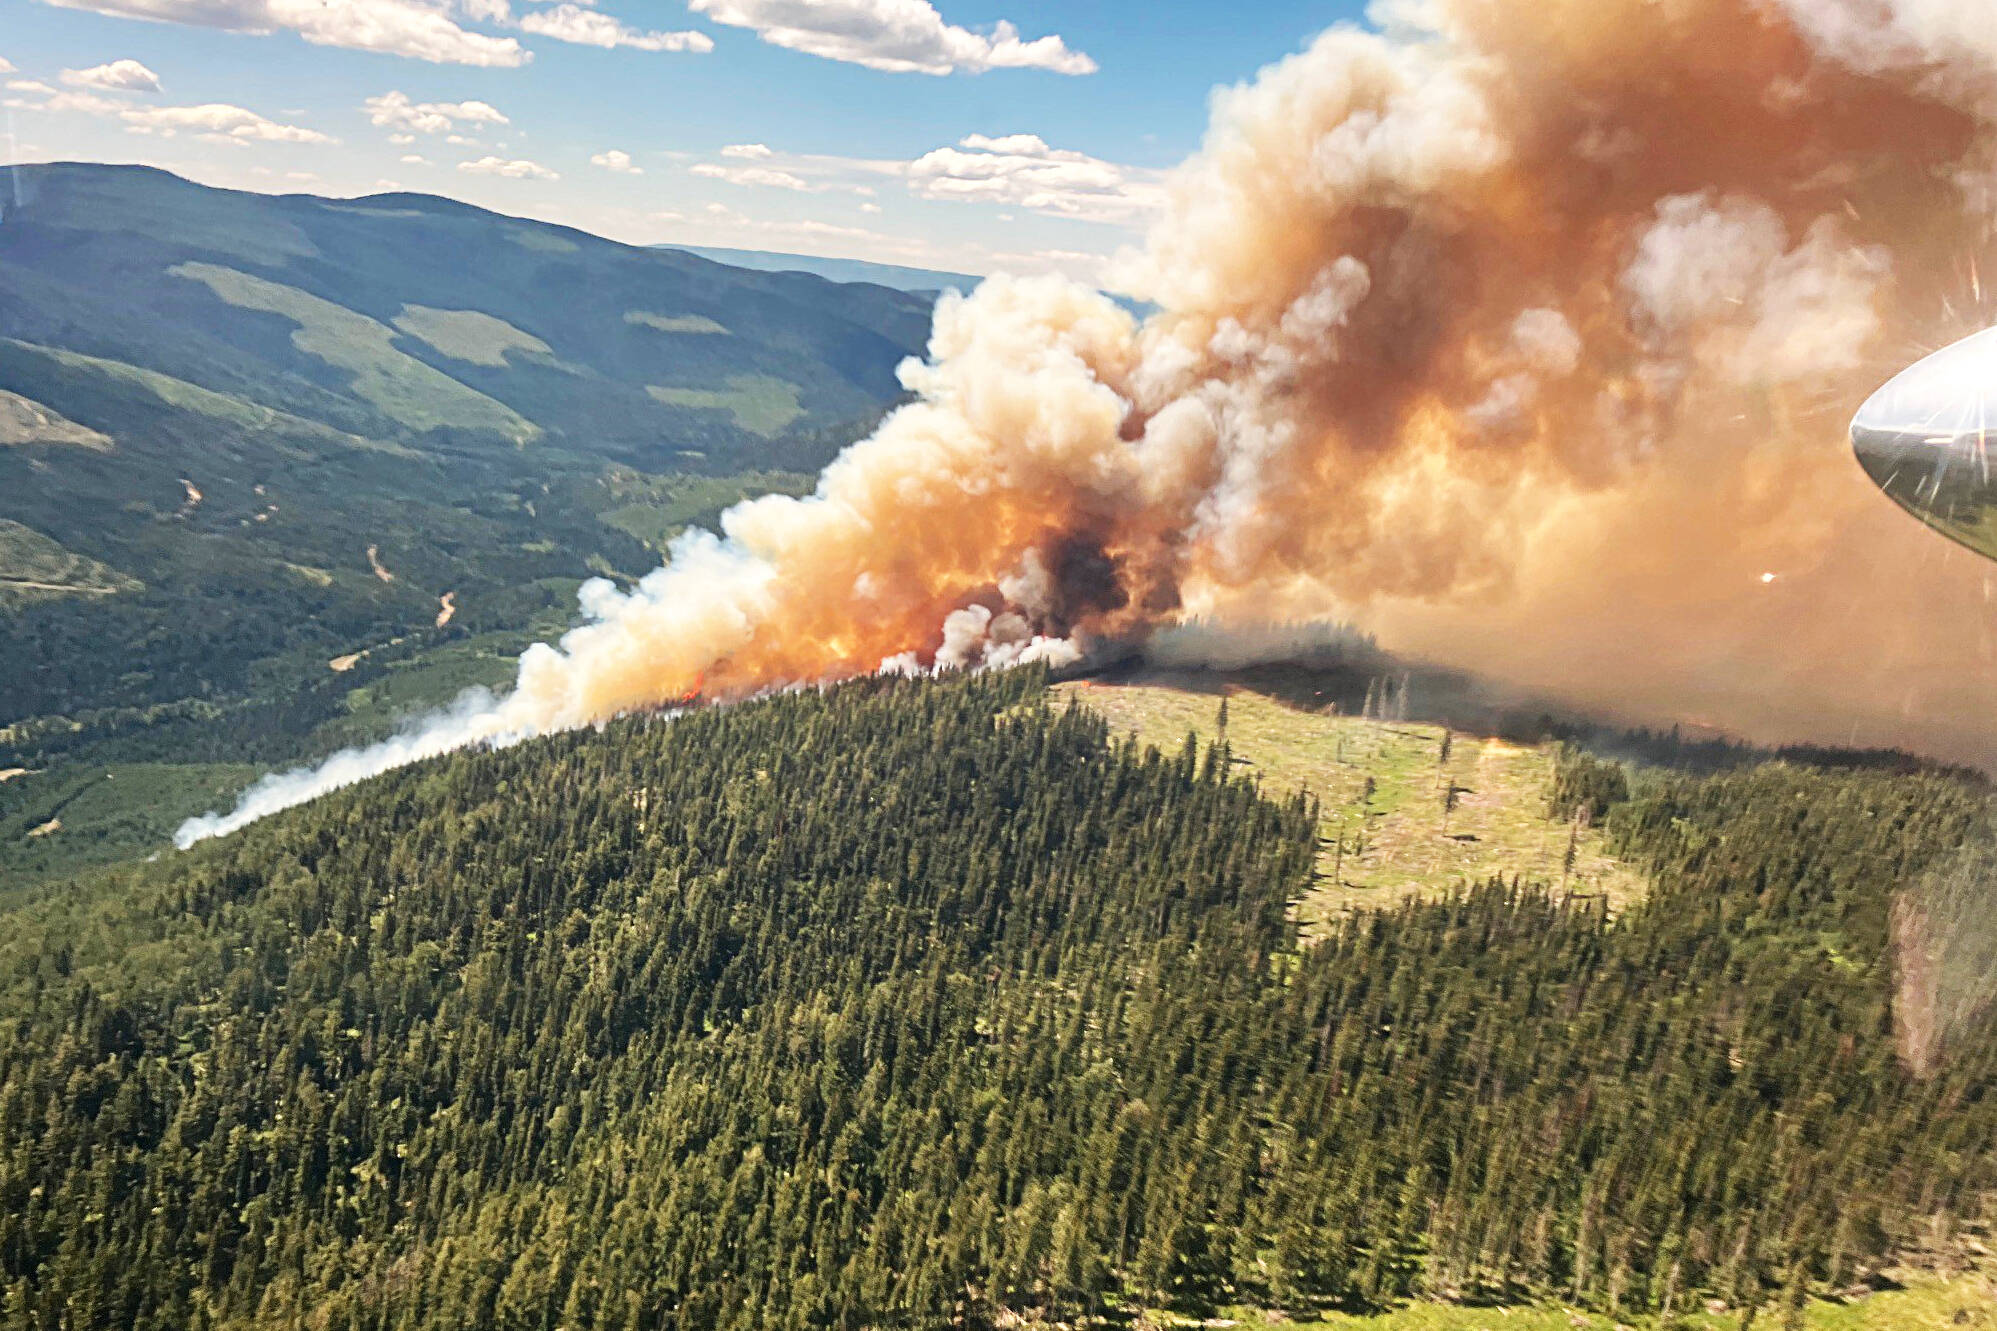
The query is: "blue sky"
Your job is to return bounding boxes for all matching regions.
[1,0,1370,277]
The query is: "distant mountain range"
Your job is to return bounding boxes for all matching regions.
[0,164,933,461]
[668,245,983,296]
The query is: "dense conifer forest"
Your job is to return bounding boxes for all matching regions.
[0,668,1992,1329]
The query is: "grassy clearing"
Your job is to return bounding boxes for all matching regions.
[0,761,259,896]
[648,374,805,437]
[393,305,553,367]
[1053,678,1643,931]
[170,263,539,441]
[0,387,112,450]
[326,636,521,731]
[1,337,404,453]
[0,520,141,603]
[1177,1270,1997,1331]
[625,310,730,335]
[593,466,815,549]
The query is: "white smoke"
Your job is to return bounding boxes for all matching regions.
[174,686,510,848]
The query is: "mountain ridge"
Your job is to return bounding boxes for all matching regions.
[0,161,932,458]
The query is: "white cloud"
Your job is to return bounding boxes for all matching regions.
[771,218,881,241]
[905,132,1159,222]
[8,80,60,96]
[61,58,163,92]
[399,152,429,163]
[123,101,336,141]
[684,0,1094,75]
[9,88,130,117]
[0,58,14,74]
[30,0,530,68]
[692,161,813,191]
[859,201,882,213]
[517,4,712,52]
[364,89,508,136]
[688,146,895,197]
[12,79,335,142]
[459,154,557,179]
[698,201,885,243]
[591,148,642,173]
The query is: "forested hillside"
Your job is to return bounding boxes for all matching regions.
[0,668,1991,1329]
[0,164,930,458]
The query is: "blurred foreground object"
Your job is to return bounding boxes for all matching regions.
[1853,327,1997,561]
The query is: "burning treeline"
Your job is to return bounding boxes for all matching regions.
[182,0,1997,842]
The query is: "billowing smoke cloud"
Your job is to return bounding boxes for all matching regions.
[181,0,1997,844]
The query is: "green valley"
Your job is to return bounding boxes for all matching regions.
[0,163,930,888]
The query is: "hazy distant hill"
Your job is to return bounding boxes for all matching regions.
[670,245,1157,319]
[0,163,931,460]
[669,244,983,295]
[0,163,933,884]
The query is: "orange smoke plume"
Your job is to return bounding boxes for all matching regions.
[181,0,1997,843]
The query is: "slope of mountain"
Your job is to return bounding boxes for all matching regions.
[669,244,983,294]
[0,163,927,885]
[0,666,1989,1329]
[0,164,932,458]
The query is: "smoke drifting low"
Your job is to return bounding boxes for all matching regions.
[181,0,1997,845]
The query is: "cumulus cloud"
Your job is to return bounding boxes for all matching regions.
[123,101,336,141]
[459,154,557,179]
[399,152,429,163]
[11,79,335,142]
[61,58,161,91]
[4,86,133,119]
[364,89,508,136]
[591,148,641,173]
[517,3,712,51]
[677,136,1150,219]
[906,133,1161,223]
[0,57,14,74]
[685,0,1094,75]
[692,161,813,190]
[30,0,529,68]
